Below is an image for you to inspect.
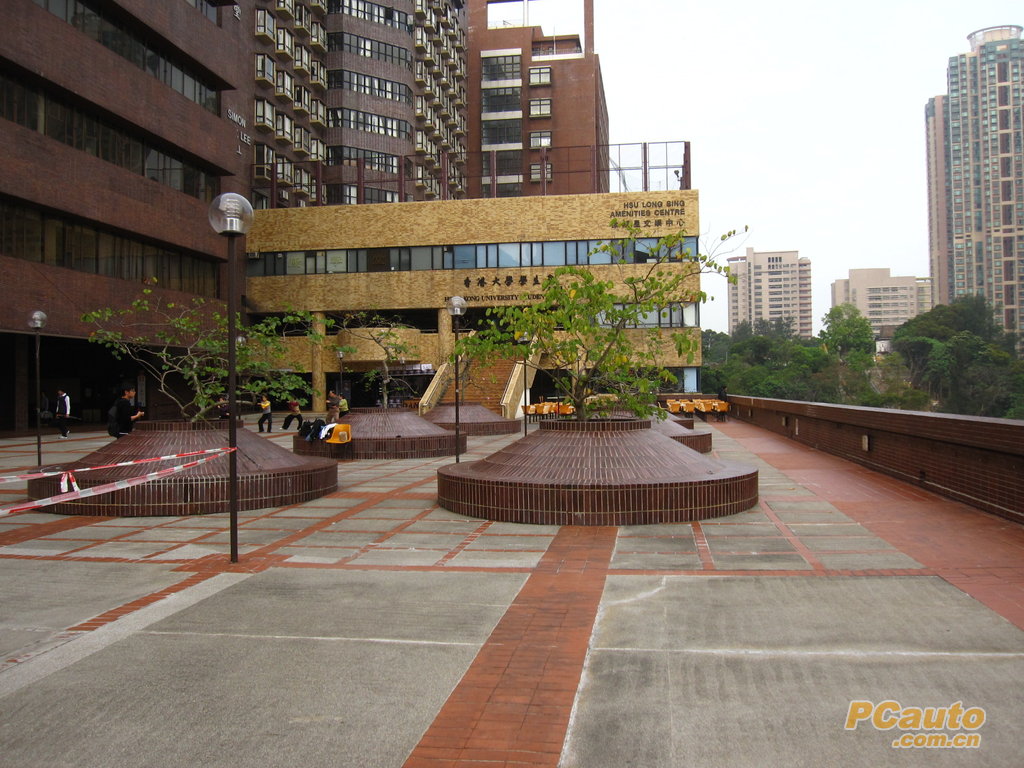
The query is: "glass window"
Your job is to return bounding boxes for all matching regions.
[498,243,521,268]
[542,241,566,266]
[286,252,305,274]
[528,66,551,86]
[529,130,551,148]
[410,246,434,270]
[453,244,475,269]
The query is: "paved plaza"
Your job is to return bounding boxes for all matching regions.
[0,420,1022,767]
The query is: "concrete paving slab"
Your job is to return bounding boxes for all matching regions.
[349,507,428,519]
[768,500,841,512]
[444,550,545,568]
[563,651,1022,768]
[816,552,925,570]
[38,525,143,541]
[701,523,787,536]
[144,570,526,644]
[613,536,696,554]
[0,560,182,658]
[706,537,797,553]
[785,523,874,536]
[593,576,1024,653]
[144,544,233,561]
[0,540,94,556]
[118,528,218,542]
[324,518,402,532]
[712,554,813,570]
[800,536,898,552]
[346,548,447,566]
[610,553,703,570]
[67,541,188,559]
[401,519,485,534]
[466,534,554,551]
[0,631,480,768]
[287,531,382,548]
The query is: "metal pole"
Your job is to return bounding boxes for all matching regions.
[453,315,461,463]
[227,234,239,563]
[34,329,42,467]
[522,348,528,437]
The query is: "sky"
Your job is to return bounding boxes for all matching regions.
[486,0,1023,333]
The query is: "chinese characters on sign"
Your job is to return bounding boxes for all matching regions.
[452,273,553,303]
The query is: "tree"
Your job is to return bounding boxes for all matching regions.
[819,304,874,362]
[82,288,330,421]
[336,312,419,408]
[459,220,741,420]
[892,296,1022,417]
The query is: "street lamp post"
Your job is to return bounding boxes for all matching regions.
[29,311,47,467]
[521,337,530,437]
[446,296,466,463]
[336,348,344,398]
[208,193,254,564]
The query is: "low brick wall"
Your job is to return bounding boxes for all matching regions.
[727,396,1024,524]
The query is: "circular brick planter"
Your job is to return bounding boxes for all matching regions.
[437,418,758,525]
[26,420,337,517]
[293,407,466,460]
[651,417,712,453]
[423,402,521,435]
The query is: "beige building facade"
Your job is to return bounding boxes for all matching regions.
[726,248,813,338]
[245,189,705,406]
[831,268,933,336]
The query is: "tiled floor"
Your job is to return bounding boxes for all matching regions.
[1,419,1022,767]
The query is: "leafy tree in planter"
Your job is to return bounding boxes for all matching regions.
[82,287,331,421]
[336,312,418,408]
[458,221,741,421]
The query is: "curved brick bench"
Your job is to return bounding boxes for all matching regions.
[293,407,466,460]
[672,415,696,430]
[651,417,712,453]
[437,418,758,526]
[26,421,337,517]
[422,402,521,435]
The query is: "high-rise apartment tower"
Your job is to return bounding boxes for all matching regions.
[926,25,1024,334]
[727,248,813,338]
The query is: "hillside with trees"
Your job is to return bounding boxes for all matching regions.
[702,297,1024,420]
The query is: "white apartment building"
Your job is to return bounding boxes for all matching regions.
[727,248,812,338]
[831,268,933,336]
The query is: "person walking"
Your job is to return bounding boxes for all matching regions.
[54,388,71,438]
[281,399,303,431]
[257,394,273,433]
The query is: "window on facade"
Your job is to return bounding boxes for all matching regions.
[255,54,275,83]
[529,130,551,148]
[481,87,521,113]
[481,150,522,176]
[529,98,551,117]
[529,66,551,86]
[481,55,521,81]
[529,162,552,182]
[481,119,521,145]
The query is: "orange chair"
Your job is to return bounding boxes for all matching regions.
[325,423,352,444]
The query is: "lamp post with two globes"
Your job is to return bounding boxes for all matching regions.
[208,193,253,564]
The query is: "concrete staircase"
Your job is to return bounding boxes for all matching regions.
[438,357,517,415]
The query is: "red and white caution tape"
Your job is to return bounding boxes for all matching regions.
[0,448,234,516]
[0,448,233,484]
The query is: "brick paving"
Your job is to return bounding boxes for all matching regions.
[0,419,1022,766]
